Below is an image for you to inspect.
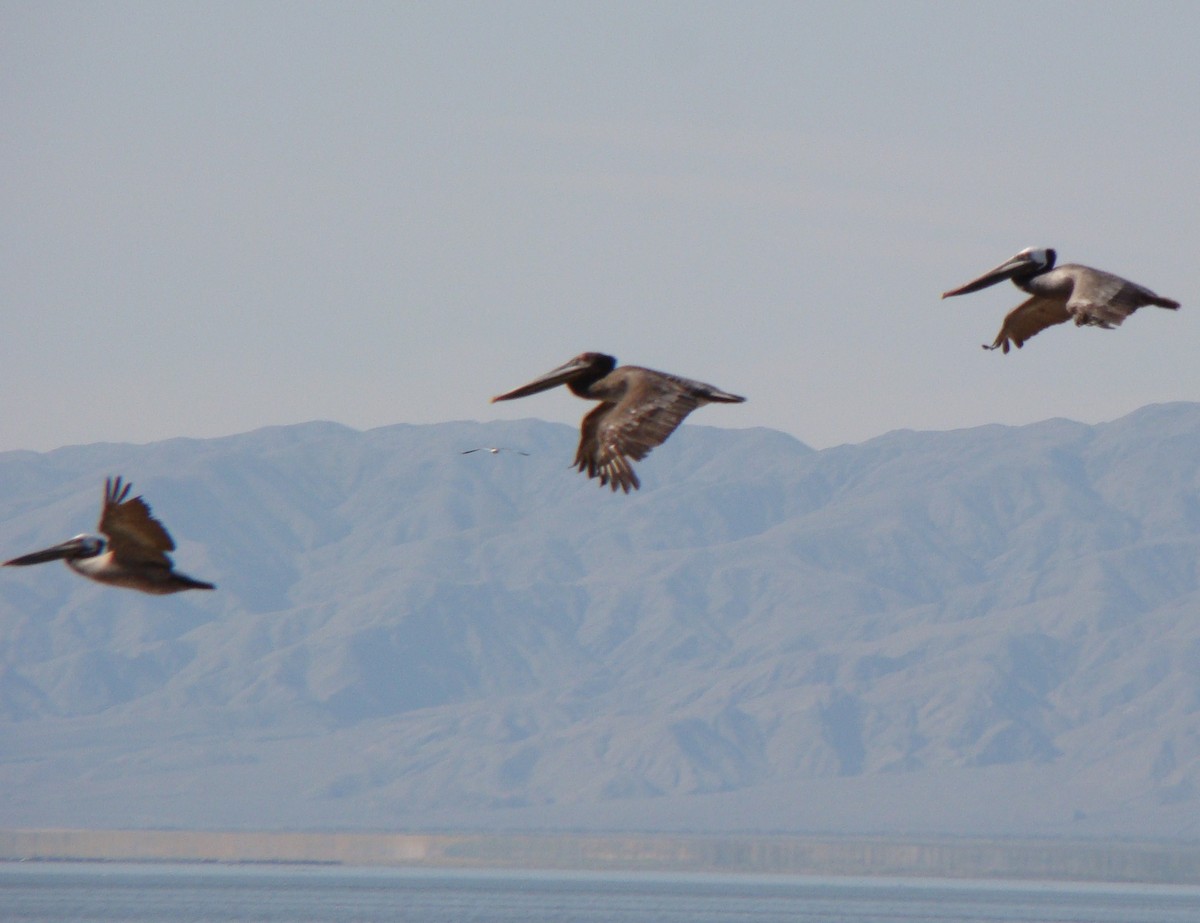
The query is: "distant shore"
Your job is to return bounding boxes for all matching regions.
[3,829,1200,885]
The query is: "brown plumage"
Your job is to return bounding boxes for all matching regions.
[986,295,1073,354]
[100,477,178,568]
[491,352,745,492]
[4,476,215,594]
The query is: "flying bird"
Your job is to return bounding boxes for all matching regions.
[491,352,745,492]
[460,447,530,456]
[4,477,215,595]
[942,247,1179,353]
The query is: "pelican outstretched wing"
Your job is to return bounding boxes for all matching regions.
[985,295,1071,353]
[1066,267,1181,328]
[575,403,640,492]
[98,477,176,567]
[574,371,734,492]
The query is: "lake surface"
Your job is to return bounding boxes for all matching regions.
[3,862,1200,923]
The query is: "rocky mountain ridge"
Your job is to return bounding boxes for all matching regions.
[1,405,1197,839]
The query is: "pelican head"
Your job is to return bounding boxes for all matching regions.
[4,533,105,567]
[491,352,617,402]
[942,247,1057,298]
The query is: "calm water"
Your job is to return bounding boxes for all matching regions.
[3,863,1200,923]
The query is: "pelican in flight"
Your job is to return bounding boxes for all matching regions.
[942,247,1179,353]
[461,447,530,456]
[491,352,745,492]
[4,477,215,594]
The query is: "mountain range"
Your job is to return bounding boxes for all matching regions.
[1,404,1198,840]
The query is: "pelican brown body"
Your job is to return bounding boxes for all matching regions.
[942,247,1179,353]
[491,352,745,493]
[4,477,215,595]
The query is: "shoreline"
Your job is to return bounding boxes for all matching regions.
[3,828,1200,885]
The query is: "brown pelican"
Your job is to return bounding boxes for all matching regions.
[461,447,530,456]
[942,247,1180,353]
[491,352,745,492]
[3,477,215,594]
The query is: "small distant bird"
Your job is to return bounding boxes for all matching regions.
[4,477,215,595]
[491,352,745,493]
[460,447,530,456]
[942,247,1179,353]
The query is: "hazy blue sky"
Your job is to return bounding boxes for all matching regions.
[3,2,1197,453]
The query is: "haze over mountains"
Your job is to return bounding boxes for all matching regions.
[1,405,1198,840]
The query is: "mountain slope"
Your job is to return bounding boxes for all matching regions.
[1,407,1198,839]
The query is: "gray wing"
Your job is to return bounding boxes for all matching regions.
[574,375,711,492]
[985,295,1071,353]
[1065,265,1178,328]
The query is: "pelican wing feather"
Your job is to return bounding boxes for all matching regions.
[98,477,176,567]
[986,295,1071,353]
[573,371,715,493]
[1066,266,1180,328]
